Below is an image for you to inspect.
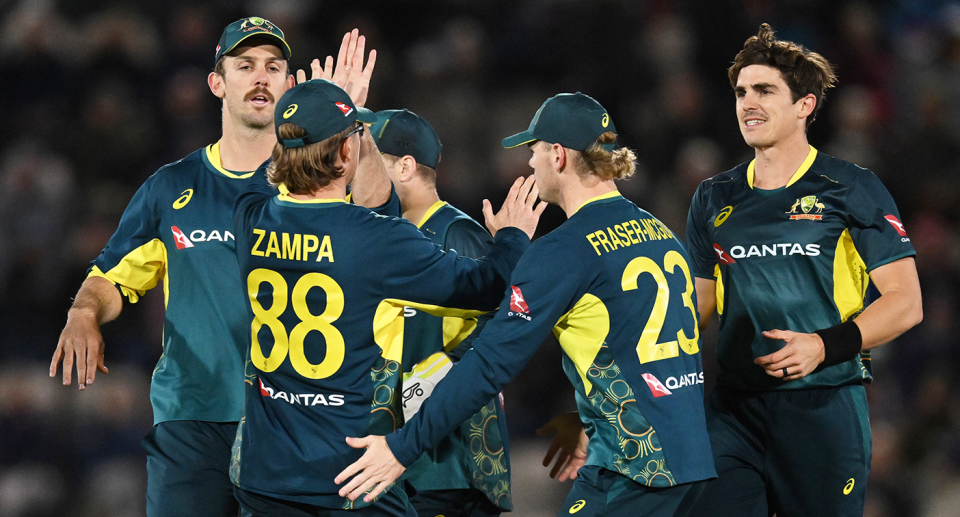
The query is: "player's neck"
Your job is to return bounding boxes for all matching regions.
[219,120,277,172]
[750,132,811,189]
[560,176,617,218]
[399,185,441,225]
[288,177,349,201]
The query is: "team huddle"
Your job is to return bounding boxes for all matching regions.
[50,16,922,517]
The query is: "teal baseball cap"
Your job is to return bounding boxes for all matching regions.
[275,79,376,148]
[370,109,442,168]
[502,92,617,151]
[215,16,291,66]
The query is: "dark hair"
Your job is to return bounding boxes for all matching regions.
[728,23,837,128]
[268,123,352,194]
[569,132,636,181]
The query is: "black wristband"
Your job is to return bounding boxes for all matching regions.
[814,319,863,369]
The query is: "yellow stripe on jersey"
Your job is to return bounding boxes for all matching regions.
[572,191,621,216]
[87,239,168,305]
[442,316,477,353]
[746,145,818,189]
[416,201,448,229]
[206,142,256,179]
[553,293,610,395]
[714,264,725,316]
[833,229,869,321]
[373,299,489,362]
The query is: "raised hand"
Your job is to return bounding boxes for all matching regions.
[296,29,377,107]
[482,175,547,239]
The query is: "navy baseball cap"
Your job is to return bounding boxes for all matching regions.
[215,16,291,66]
[370,109,442,168]
[502,92,617,151]
[275,79,376,148]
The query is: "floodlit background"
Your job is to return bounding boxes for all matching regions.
[2,1,957,516]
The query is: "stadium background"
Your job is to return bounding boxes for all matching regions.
[1,0,957,515]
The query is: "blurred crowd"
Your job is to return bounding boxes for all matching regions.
[3,0,960,515]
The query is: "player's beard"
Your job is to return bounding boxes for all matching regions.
[227,86,275,130]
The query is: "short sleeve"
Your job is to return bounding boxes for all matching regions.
[844,170,916,272]
[685,185,717,279]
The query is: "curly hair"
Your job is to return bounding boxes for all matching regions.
[570,132,637,181]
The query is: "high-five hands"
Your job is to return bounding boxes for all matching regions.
[296,29,377,107]
[482,175,547,239]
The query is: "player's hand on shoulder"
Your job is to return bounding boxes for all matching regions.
[336,435,405,503]
[755,329,826,381]
[537,412,588,482]
[50,307,109,391]
[482,175,547,240]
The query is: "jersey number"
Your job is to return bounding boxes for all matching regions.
[621,250,700,363]
[247,268,345,379]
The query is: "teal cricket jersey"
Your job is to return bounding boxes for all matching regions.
[685,146,916,392]
[230,179,528,508]
[389,192,717,487]
[400,201,511,510]
[90,142,257,425]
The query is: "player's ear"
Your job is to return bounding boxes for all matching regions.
[797,93,816,120]
[285,73,296,90]
[553,143,566,172]
[399,156,417,182]
[208,72,225,99]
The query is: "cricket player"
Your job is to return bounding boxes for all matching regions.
[685,24,923,517]
[336,92,717,517]
[231,79,541,516]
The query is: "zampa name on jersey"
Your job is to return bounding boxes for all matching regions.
[171,226,236,250]
[727,243,820,259]
[258,378,344,406]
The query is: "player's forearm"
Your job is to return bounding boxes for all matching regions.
[694,277,717,330]
[853,286,922,351]
[350,131,392,208]
[70,276,123,325]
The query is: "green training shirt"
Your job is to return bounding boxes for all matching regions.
[685,147,916,391]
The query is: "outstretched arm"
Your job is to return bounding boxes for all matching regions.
[50,276,122,389]
[755,257,922,380]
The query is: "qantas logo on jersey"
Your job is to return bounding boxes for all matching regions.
[713,243,736,264]
[508,286,532,321]
[258,378,345,407]
[171,227,236,249]
[726,243,820,259]
[171,226,194,249]
[641,373,672,398]
[885,215,909,241]
[664,372,704,390]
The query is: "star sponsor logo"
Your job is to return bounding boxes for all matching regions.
[713,243,736,264]
[885,215,908,237]
[726,242,820,259]
[641,373,672,398]
[664,372,704,390]
[786,195,825,221]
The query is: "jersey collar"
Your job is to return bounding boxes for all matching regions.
[572,191,622,216]
[416,201,448,229]
[204,141,257,179]
[276,193,347,205]
[747,145,818,189]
